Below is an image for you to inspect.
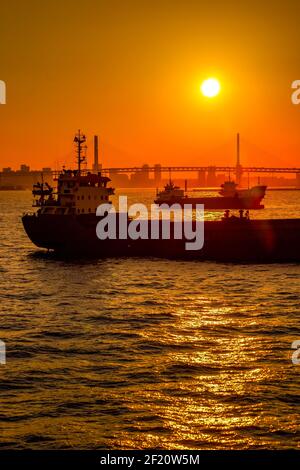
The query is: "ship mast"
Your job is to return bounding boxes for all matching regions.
[74,130,87,174]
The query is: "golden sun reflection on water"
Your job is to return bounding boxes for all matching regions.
[1,191,300,449]
[110,293,297,450]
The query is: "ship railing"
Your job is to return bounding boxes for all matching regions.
[52,168,103,179]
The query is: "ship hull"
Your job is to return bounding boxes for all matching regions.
[154,196,264,209]
[22,213,300,262]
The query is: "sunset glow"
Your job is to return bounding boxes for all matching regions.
[1,2,300,170]
[1,0,300,458]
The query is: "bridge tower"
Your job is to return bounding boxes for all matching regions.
[207,166,217,186]
[236,133,243,185]
[154,164,162,185]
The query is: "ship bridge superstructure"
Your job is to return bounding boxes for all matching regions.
[32,132,115,215]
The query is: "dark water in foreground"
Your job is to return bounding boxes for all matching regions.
[0,190,300,449]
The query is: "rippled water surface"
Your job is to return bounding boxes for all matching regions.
[0,190,300,449]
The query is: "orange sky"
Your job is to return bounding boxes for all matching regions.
[1,0,300,170]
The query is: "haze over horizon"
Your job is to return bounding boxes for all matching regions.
[1,1,300,170]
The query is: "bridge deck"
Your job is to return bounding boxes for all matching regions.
[101,166,300,174]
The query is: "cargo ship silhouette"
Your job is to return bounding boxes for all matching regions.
[22,132,300,262]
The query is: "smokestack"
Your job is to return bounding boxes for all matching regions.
[236,132,242,185]
[93,135,99,172]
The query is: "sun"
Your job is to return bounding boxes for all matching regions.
[200,78,221,98]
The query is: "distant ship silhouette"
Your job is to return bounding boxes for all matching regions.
[155,180,266,209]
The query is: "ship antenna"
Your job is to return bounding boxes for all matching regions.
[74,129,87,174]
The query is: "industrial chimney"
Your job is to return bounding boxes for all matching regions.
[93,135,100,172]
